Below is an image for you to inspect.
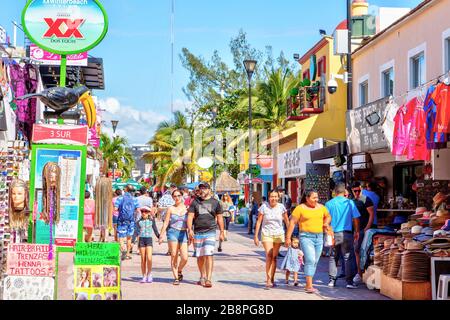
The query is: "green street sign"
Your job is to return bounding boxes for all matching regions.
[22,0,108,55]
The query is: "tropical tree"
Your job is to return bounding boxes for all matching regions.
[100,133,135,179]
[143,111,199,187]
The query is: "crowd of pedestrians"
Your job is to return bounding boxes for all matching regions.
[83,177,379,293]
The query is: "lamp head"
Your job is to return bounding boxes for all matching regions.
[111,120,119,133]
[243,59,257,80]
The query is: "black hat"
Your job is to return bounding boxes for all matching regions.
[198,182,211,189]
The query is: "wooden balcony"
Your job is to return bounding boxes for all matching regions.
[287,85,325,121]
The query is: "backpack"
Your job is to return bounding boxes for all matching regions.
[118,193,135,223]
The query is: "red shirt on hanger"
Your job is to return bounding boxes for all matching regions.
[432,83,450,133]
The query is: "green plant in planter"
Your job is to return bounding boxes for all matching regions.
[290,87,299,96]
[302,78,311,87]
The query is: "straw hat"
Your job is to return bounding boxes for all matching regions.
[410,207,428,219]
[405,241,424,251]
[411,225,423,235]
[433,192,448,206]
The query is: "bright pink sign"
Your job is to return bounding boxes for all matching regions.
[30,44,88,66]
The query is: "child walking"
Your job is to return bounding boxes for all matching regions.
[280,237,304,286]
[137,206,160,283]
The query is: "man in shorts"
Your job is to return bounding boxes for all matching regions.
[187,182,224,288]
[114,185,141,260]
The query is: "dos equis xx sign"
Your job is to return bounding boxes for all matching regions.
[22,0,108,55]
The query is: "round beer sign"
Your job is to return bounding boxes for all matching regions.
[22,0,108,55]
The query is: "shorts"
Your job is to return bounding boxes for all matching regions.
[113,215,118,225]
[262,233,285,244]
[167,228,188,243]
[193,231,216,257]
[83,213,94,229]
[138,237,153,248]
[117,221,135,238]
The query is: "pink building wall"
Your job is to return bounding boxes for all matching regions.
[352,0,450,108]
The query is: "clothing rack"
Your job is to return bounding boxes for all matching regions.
[388,70,450,105]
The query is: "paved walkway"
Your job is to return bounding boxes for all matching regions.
[120,222,389,300]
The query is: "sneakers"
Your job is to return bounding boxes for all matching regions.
[346,282,358,289]
[353,274,362,284]
[328,279,336,288]
[146,274,153,283]
[139,276,147,283]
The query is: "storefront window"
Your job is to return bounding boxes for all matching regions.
[393,162,424,206]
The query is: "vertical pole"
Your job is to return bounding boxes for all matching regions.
[347,0,354,182]
[60,54,67,87]
[248,80,252,203]
[347,0,353,111]
[57,55,67,125]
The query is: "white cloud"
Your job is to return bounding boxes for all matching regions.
[172,99,194,112]
[98,97,169,144]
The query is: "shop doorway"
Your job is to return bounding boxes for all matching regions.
[393,161,424,205]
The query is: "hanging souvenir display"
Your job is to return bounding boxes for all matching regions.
[95,177,112,230]
[8,179,29,243]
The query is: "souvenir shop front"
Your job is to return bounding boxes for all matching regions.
[347,81,450,300]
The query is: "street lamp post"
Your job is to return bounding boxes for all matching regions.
[243,59,257,205]
[212,106,218,193]
[346,0,354,183]
[111,120,119,181]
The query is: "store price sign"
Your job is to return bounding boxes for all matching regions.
[32,124,88,145]
[22,0,108,55]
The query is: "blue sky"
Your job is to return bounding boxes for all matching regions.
[0,0,422,144]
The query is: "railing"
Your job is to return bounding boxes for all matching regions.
[287,85,325,121]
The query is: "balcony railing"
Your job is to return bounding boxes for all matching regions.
[287,84,325,121]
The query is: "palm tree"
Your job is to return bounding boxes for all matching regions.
[143,111,198,187]
[230,66,301,132]
[100,134,135,179]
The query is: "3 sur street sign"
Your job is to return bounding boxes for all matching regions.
[22,0,108,55]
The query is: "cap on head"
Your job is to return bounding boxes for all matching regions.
[198,182,210,189]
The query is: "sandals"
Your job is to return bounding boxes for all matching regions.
[197,278,206,286]
[305,287,318,294]
[204,280,212,288]
[173,279,180,285]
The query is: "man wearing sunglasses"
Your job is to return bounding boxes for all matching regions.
[350,181,375,284]
[187,182,224,288]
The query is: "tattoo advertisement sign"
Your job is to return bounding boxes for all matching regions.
[3,276,54,300]
[28,145,87,250]
[73,242,121,300]
[6,243,55,277]
[2,243,56,300]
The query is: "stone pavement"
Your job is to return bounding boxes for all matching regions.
[120,222,389,300]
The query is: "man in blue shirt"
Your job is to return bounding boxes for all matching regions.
[362,181,380,227]
[326,183,361,289]
[114,185,141,260]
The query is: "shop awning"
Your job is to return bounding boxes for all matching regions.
[310,141,348,162]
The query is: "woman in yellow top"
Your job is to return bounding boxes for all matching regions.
[286,190,332,294]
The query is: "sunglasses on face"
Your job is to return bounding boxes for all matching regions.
[352,189,361,193]
[173,195,183,198]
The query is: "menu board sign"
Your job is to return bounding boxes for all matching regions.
[305,163,330,204]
